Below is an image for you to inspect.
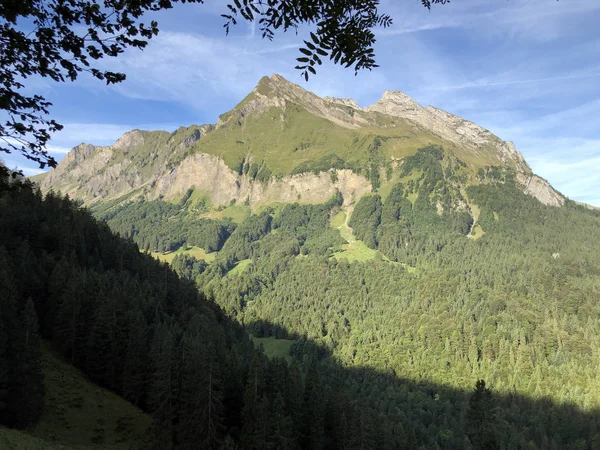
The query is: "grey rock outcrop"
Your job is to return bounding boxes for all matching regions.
[516,172,565,207]
[154,153,371,208]
[323,97,361,110]
[175,125,213,150]
[113,130,144,149]
[365,92,526,167]
[363,90,564,206]
[242,74,373,129]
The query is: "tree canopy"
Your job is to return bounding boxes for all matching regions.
[4,149,600,448]
[0,0,450,168]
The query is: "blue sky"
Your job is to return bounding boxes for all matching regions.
[5,0,600,206]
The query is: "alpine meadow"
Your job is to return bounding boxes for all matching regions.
[2,1,600,450]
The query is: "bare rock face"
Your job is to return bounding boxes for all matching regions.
[176,125,213,149]
[366,92,527,169]
[248,74,373,129]
[41,141,145,202]
[154,152,371,208]
[217,90,286,128]
[363,90,566,206]
[425,106,527,166]
[323,97,361,110]
[42,143,97,192]
[40,130,168,203]
[365,91,424,121]
[113,130,144,149]
[516,172,565,207]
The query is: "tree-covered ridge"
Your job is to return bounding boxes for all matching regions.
[94,198,236,253]
[0,168,251,443]
[177,147,600,449]
[4,144,600,449]
[348,145,473,259]
[4,166,525,450]
[0,169,359,449]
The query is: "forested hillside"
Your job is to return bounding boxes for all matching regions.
[65,144,600,449]
[3,171,600,450]
[2,167,388,449]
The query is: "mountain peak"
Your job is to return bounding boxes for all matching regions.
[244,73,370,129]
[41,74,564,208]
[113,130,145,149]
[252,73,306,97]
[263,75,362,112]
[270,73,289,83]
[365,88,534,180]
[365,90,424,121]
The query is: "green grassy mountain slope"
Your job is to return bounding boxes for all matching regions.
[0,346,151,450]
[39,74,563,209]
[28,172,48,184]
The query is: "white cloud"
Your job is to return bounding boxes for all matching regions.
[427,73,600,92]
[528,153,600,205]
[97,32,294,110]
[46,145,72,155]
[1,157,46,176]
[51,123,139,146]
[479,100,600,208]
[379,0,600,43]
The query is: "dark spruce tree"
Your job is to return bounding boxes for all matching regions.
[466,380,500,450]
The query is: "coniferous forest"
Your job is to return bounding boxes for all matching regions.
[2,142,600,450]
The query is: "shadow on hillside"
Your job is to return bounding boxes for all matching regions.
[247,321,600,450]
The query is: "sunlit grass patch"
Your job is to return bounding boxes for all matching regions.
[152,245,216,263]
[251,336,295,363]
[228,258,252,276]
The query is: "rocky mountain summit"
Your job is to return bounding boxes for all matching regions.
[365,91,527,168]
[40,74,564,208]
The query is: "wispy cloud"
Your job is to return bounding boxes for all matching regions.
[428,73,600,92]
[21,167,47,176]
[46,145,72,155]
[97,32,294,110]
[1,157,46,176]
[251,43,299,55]
[379,0,600,43]
[529,154,600,205]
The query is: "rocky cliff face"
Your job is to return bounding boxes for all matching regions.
[154,153,370,207]
[323,97,362,110]
[361,91,564,206]
[40,74,565,209]
[244,74,375,129]
[516,172,565,207]
[41,130,167,200]
[365,91,527,169]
